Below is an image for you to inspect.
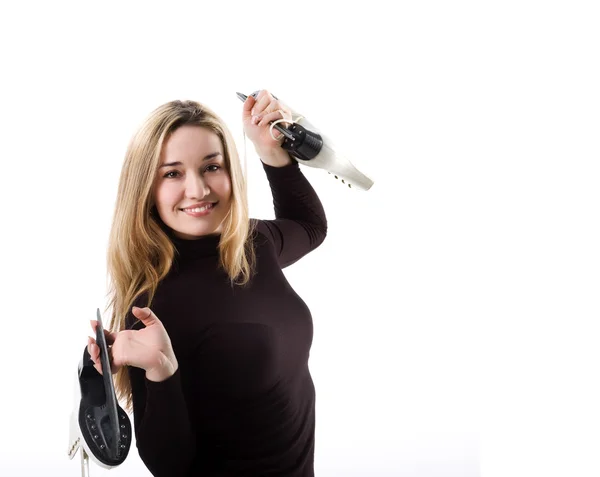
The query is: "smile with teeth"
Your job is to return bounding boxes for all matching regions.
[182,204,214,212]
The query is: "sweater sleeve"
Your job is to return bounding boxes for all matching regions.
[256,159,328,268]
[127,317,197,476]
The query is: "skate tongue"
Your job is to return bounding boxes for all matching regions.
[95,308,121,459]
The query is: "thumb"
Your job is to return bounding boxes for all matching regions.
[132,306,159,326]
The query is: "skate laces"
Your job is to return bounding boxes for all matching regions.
[267,113,304,141]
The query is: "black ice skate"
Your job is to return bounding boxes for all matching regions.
[67,309,132,475]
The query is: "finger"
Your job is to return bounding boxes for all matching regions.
[94,361,104,375]
[90,341,109,364]
[242,94,256,119]
[91,342,117,375]
[88,337,99,358]
[90,342,99,362]
[88,342,103,374]
[253,97,271,117]
[258,110,290,128]
[110,356,120,373]
[251,89,263,103]
[252,91,273,117]
[132,306,160,327]
[89,319,117,345]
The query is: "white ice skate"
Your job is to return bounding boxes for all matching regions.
[67,309,132,475]
[238,91,374,191]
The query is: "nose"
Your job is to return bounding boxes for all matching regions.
[185,172,211,199]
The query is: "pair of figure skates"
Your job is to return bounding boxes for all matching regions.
[67,92,374,475]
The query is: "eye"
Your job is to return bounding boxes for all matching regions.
[163,170,180,179]
[205,164,221,172]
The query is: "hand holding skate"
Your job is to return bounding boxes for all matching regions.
[241,89,294,167]
[237,90,374,191]
[87,306,178,381]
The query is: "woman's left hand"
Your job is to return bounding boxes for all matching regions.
[242,89,294,167]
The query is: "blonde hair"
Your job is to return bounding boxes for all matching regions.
[105,100,256,412]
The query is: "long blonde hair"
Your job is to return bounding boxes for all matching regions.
[105,100,256,412]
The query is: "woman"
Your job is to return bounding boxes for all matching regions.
[86,89,327,476]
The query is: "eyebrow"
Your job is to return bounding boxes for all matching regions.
[159,152,222,169]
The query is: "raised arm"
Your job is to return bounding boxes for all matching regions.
[242,90,327,267]
[256,158,327,268]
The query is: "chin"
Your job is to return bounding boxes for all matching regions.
[170,219,224,239]
[173,227,217,239]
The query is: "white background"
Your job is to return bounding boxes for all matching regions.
[0,1,598,476]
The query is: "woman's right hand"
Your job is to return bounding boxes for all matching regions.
[87,306,179,382]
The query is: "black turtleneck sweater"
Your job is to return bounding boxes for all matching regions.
[125,160,327,477]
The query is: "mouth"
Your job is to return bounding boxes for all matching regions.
[179,203,217,217]
[180,203,216,213]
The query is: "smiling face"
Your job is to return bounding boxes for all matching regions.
[153,125,232,240]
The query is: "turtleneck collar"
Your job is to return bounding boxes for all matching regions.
[155,213,221,260]
[169,231,221,260]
